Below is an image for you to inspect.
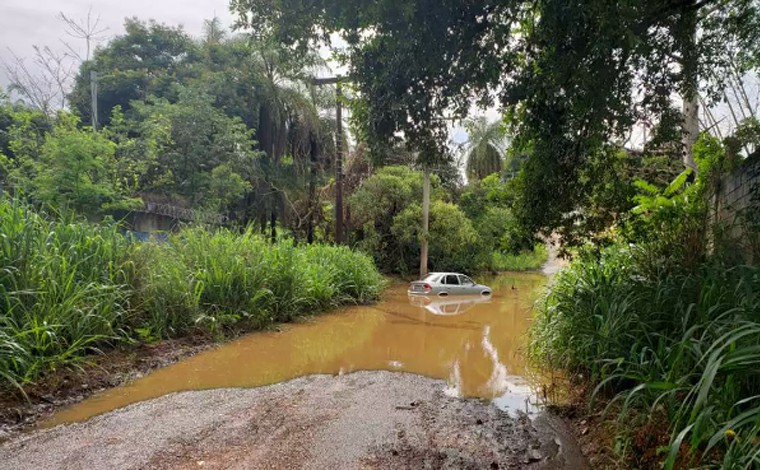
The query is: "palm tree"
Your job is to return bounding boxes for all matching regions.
[462,117,508,181]
[247,40,331,242]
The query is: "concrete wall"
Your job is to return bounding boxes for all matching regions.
[710,152,760,261]
[129,212,179,233]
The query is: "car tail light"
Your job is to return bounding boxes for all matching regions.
[423,283,432,292]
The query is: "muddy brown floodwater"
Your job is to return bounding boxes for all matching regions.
[46,272,546,428]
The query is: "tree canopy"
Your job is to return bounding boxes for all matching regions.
[232,0,760,239]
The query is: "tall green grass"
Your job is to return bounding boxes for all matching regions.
[0,199,133,389]
[530,245,760,469]
[0,199,384,393]
[490,244,548,272]
[130,228,384,338]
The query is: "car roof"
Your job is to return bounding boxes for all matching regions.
[428,272,466,276]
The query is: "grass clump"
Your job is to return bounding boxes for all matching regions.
[0,199,133,389]
[0,199,384,393]
[530,245,760,469]
[490,244,548,271]
[131,227,384,338]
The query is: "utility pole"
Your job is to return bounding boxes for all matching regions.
[312,75,345,244]
[335,81,344,244]
[420,164,431,278]
[90,70,99,131]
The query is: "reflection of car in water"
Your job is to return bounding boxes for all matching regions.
[408,272,492,296]
[408,294,492,316]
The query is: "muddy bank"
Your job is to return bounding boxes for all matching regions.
[0,335,215,439]
[0,371,586,470]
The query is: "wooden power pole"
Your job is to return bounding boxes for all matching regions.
[420,165,431,278]
[312,76,345,244]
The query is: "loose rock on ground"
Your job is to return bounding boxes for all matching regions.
[0,371,586,469]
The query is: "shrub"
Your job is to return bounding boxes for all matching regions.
[391,200,488,273]
[490,244,548,271]
[131,228,385,338]
[530,245,760,469]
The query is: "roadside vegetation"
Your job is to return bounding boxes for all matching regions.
[349,166,541,274]
[0,198,383,393]
[4,2,760,466]
[491,244,547,272]
[531,137,760,468]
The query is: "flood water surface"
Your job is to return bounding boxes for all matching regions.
[47,272,546,427]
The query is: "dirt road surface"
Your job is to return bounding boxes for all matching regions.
[0,371,585,469]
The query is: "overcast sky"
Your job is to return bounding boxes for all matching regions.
[0,0,236,88]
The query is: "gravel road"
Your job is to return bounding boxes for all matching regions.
[0,371,586,469]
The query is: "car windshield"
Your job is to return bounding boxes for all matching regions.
[422,273,440,282]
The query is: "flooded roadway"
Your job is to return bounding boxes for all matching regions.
[47,272,546,427]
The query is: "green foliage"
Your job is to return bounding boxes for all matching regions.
[463,117,507,182]
[0,199,384,392]
[234,0,760,247]
[622,133,727,270]
[68,18,198,126]
[125,87,260,208]
[490,244,547,272]
[349,164,538,273]
[530,245,760,469]
[0,198,133,390]
[33,116,141,216]
[0,101,51,193]
[391,200,485,274]
[131,227,384,338]
[208,164,252,211]
[459,173,534,254]
[531,152,760,467]
[349,165,440,272]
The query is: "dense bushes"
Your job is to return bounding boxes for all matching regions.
[531,247,760,468]
[531,137,760,468]
[0,199,384,392]
[0,200,133,389]
[391,200,486,273]
[349,165,543,274]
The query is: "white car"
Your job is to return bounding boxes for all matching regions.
[408,272,492,296]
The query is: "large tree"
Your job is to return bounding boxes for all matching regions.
[68,18,198,127]
[232,0,760,240]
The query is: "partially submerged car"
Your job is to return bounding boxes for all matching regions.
[408,272,492,296]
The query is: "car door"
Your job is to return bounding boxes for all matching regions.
[458,275,477,294]
[443,274,461,295]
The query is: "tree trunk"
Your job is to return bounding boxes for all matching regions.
[682,94,699,172]
[680,9,699,173]
[420,166,430,278]
[270,209,277,243]
[307,136,317,244]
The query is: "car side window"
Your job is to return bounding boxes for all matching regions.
[445,275,460,285]
[459,275,474,286]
